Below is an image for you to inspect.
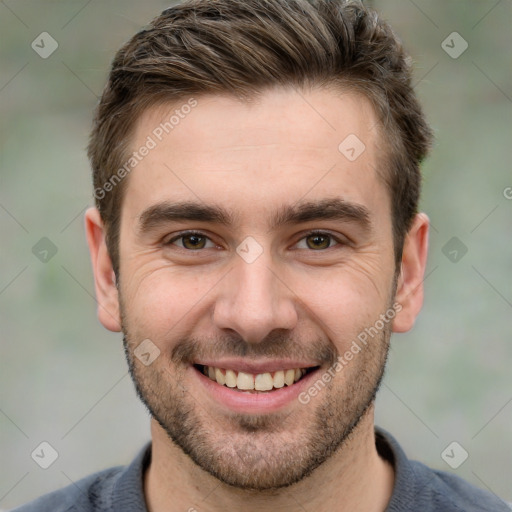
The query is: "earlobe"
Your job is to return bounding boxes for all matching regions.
[84,207,122,332]
[392,213,429,333]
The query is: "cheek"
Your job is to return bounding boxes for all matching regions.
[121,248,393,350]
[288,264,391,341]
[121,267,216,339]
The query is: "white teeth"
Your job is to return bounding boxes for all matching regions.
[254,373,273,391]
[273,370,285,388]
[284,369,295,386]
[204,365,313,391]
[237,371,254,390]
[225,369,237,388]
[215,367,226,386]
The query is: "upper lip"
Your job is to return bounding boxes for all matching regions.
[194,359,320,374]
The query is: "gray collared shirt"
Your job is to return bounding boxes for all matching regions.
[11,427,511,511]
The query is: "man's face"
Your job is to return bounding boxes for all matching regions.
[116,87,398,489]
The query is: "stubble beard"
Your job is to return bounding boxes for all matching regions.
[119,296,392,491]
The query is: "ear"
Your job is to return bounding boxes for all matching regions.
[392,213,429,333]
[84,207,122,332]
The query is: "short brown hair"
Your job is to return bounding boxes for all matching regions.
[88,0,433,279]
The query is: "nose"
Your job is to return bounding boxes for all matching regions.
[213,252,298,344]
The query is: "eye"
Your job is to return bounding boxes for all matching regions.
[165,231,217,250]
[164,230,347,252]
[295,231,345,250]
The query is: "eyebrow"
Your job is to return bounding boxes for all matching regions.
[137,197,372,235]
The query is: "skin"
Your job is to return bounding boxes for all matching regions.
[85,86,429,511]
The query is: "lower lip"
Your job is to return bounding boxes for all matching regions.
[192,366,320,414]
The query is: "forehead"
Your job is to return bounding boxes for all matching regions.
[122,87,388,228]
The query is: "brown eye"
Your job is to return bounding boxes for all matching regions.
[166,231,215,250]
[181,234,207,250]
[298,232,339,250]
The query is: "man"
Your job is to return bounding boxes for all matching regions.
[14,0,510,510]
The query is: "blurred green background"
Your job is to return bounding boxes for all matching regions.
[1,0,511,509]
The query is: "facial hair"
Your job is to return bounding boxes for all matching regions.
[120,295,392,492]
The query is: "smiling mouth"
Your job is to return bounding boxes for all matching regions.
[194,364,320,393]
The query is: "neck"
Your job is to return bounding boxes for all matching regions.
[144,407,394,512]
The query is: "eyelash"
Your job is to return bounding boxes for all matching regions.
[164,230,347,251]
